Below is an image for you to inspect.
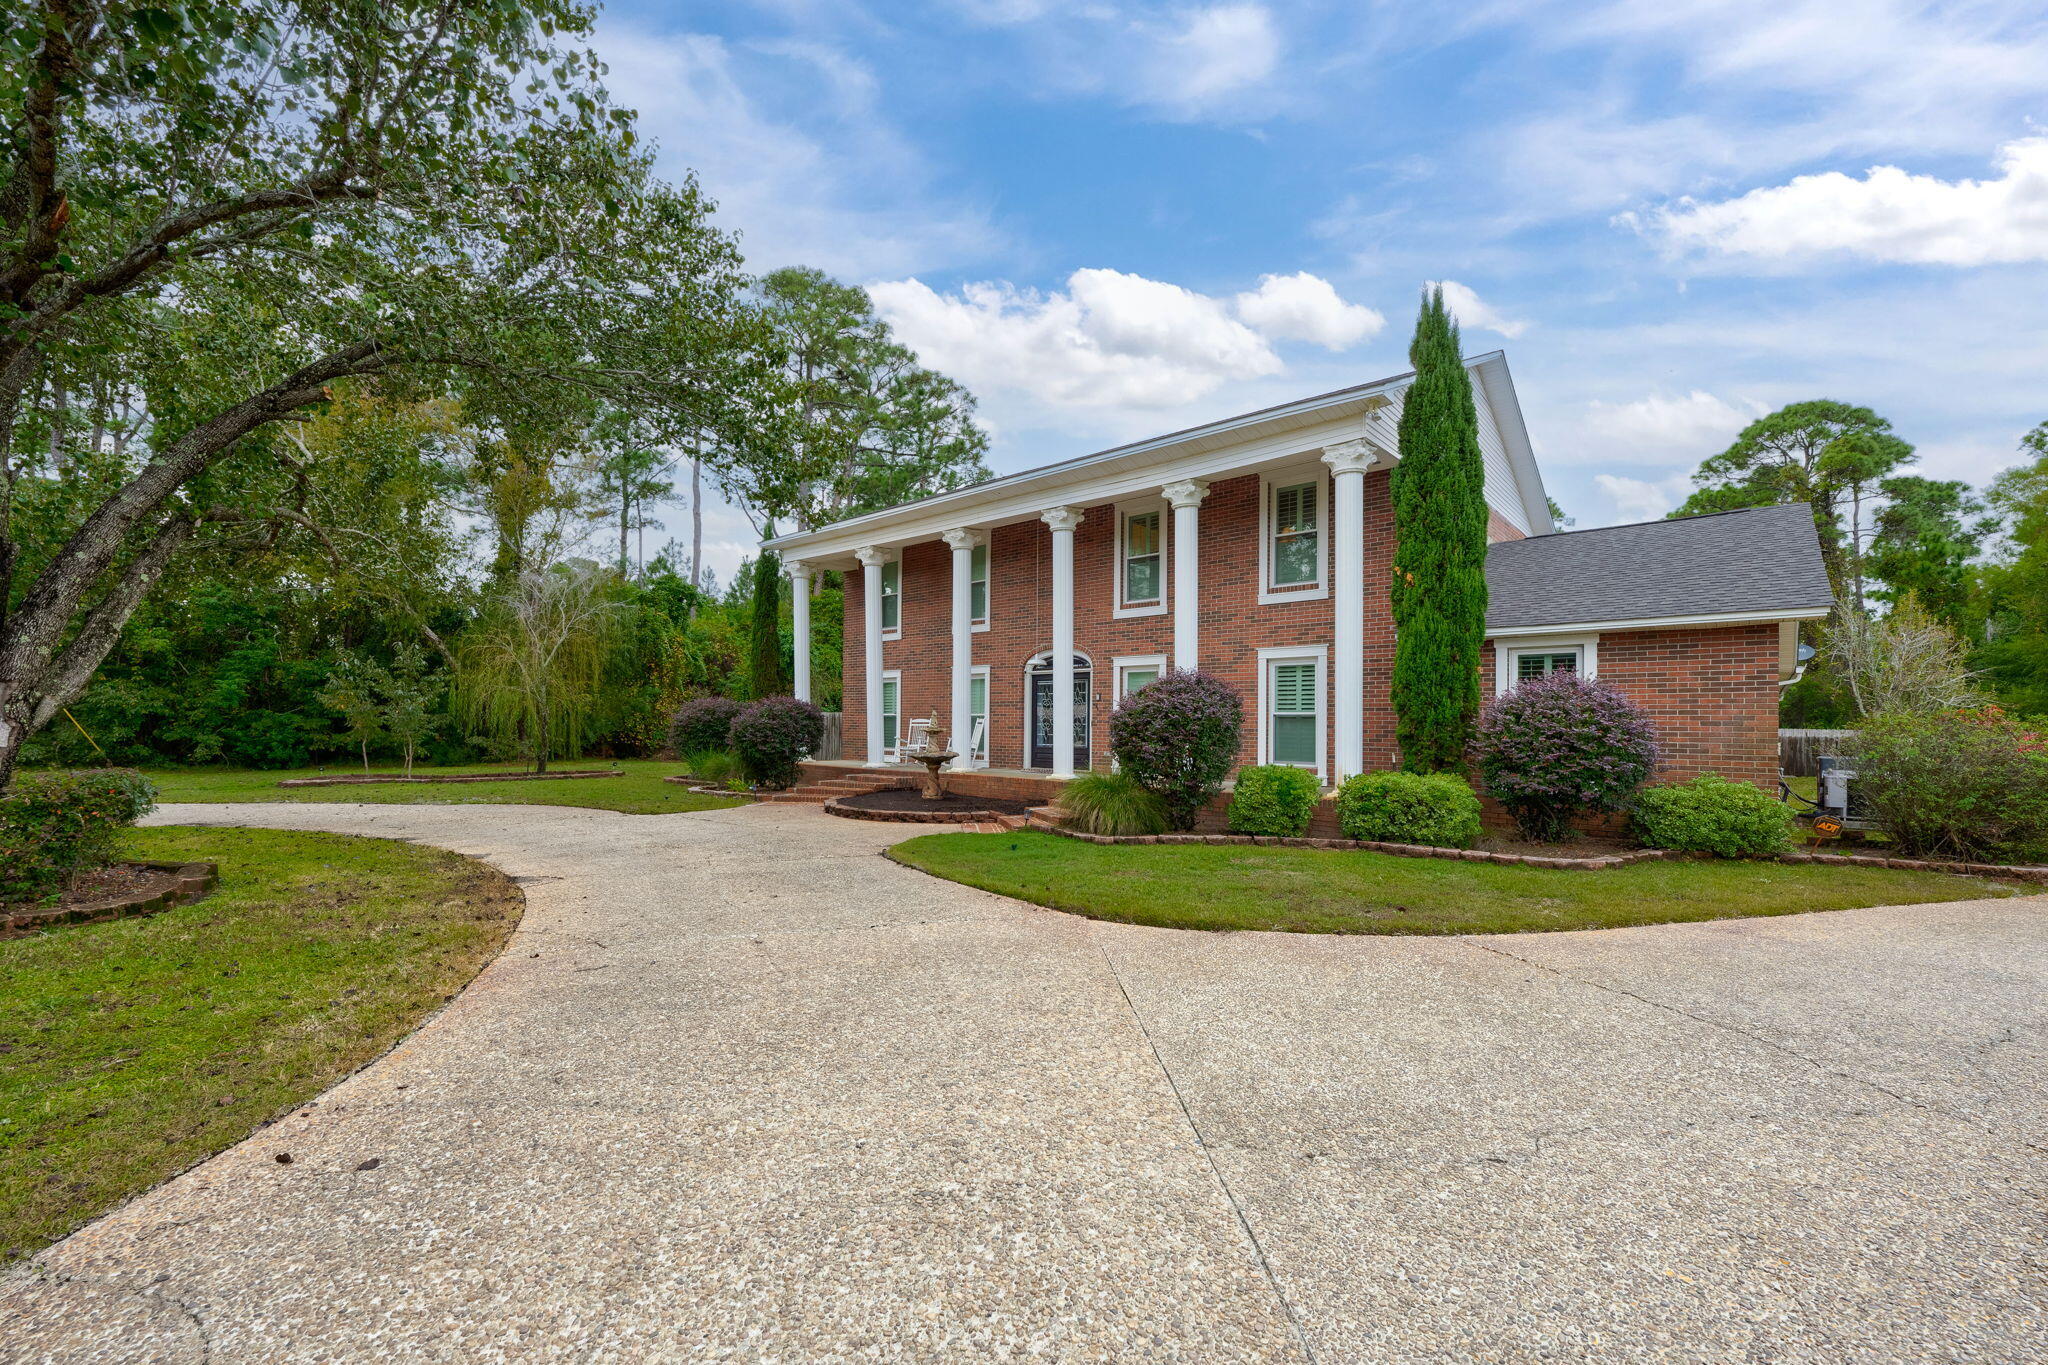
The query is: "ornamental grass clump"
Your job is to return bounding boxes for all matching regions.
[1475,673,1661,843]
[728,696,825,791]
[670,696,744,755]
[1852,706,2048,862]
[1058,771,1170,836]
[1631,773,1793,857]
[1227,765,1323,837]
[1109,670,1244,831]
[681,748,740,784]
[1335,771,1482,848]
[0,768,158,905]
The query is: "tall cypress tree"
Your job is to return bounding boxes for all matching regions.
[748,536,791,699]
[1390,286,1490,772]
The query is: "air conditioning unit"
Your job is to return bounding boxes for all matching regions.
[1816,755,1871,823]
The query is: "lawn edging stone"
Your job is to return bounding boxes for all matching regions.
[3,860,218,935]
[1022,815,2046,880]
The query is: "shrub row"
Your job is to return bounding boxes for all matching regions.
[0,768,158,904]
[668,695,824,791]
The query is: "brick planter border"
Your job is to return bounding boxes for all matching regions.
[825,796,1022,825]
[279,770,621,788]
[3,860,219,935]
[1024,816,2048,880]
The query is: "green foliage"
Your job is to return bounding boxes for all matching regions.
[1630,774,1793,857]
[1334,771,1483,849]
[1226,765,1324,837]
[1058,771,1171,837]
[728,696,825,790]
[1977,428,2048,717]
[0,769,157,904]
[454,565,626,773]
[1107,670,1244,832]
[1868,476,1992,633]
[1390,286,1489,772]
[1475,674,1662,843]
[317,652,389,774]
[670,697,744,755]
[680,749,740,784]
[1853,707,2048,863]
[748,544,790,699]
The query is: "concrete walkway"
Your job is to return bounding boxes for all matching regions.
[3,801,2042,1363]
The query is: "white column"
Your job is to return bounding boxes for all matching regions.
[787,560,813,703]
[1322,439,1380,782]
[1163,480,1208,672]
[855,546,886,766]
[942,528,978,769]
[1042,507,1085,777]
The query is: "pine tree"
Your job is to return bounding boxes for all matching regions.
[1390,286,1491,772]
[748,539,791,699]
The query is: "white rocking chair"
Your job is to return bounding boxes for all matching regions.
[900,717,936,758]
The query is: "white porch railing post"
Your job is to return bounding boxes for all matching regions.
[1042,507,1084,777]
[1322,439,1379,782]
[855,546,886,766]
[1163,480,1208,672]
[787,560,813,703]
[942,528,978,770]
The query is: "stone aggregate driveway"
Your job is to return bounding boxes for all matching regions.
[2,800,2042,1363]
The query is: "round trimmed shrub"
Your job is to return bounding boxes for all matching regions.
[1109,669,1243,832]
[1058,770,1170,836]
[728,696,825,790]
[1227,764,1323,837]
[1,768,158,904]
[1475,673,1661,843]
[1853,706,2048,862]
[1335,771,1482,848]
[1630,773,1793,857]
[670,696,744,756]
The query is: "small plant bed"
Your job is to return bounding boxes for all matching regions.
[828,789,1036,823]
[278,769,620,787]
[138,760,745,816]
[0,826,521,1262]
[3,860,217,936]
[891,830,2019,935]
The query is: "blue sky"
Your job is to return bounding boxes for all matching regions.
[594,0,2048,581]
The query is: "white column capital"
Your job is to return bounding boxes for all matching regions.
[941,527,981,551]
[784,558,813,582]
[1162,479,1210,509]
[1321,438,1380,476]
[1040,506,1085,534]
[854,545,888,568]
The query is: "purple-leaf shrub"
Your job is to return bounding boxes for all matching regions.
[1109,669,1244,831]
[729,696,825,790]
[1475,673,1661,843]
[670,696,744,755]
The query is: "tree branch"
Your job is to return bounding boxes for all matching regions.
[26,514,194,731]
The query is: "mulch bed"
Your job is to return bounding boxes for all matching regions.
[3,860,219,935]
[840,788,1036,816]
[278,770,620,787]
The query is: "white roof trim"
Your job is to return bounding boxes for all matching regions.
[1487,605,1827,639]
[1470,352,1554,536]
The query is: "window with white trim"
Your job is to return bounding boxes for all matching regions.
[880,672,901,755]
[1115,655,1166,699]
[969,666,989,762]
[1494,636,1599,696]
[1270,481,1320,589]
[1268,658,1319,767]
[1515,649,1579,682]
[879,559,901,636]
[1121,508,1163,608]
[969,544,989,627]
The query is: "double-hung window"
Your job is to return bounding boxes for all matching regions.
[880,672,901,755]
[1114,655,1166,700]
[879,560,901,636]
[1114,505,1167,616]
[1258,647,1325,778]
[968,667,989,762]
[969,544,989,627]
[1266,476,1324,596]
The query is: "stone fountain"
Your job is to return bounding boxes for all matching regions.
[909,710,956,800]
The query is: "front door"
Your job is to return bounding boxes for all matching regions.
[1028,664,1091,770]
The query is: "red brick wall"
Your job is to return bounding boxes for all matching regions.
[842,480,1782,785]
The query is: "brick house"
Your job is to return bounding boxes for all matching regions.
[766,353,1834,798]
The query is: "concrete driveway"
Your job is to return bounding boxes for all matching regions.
[2,801,2042,1363]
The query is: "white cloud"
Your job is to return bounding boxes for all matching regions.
[595,24,996,278]
[1592,472,1693,522]
[1231,272,1385,349]
[1429,280,1528,338]
[1132,4,1282,117]
[1575,390,1760,466]
[869,268,1285,410]
[1644,137,2048,267]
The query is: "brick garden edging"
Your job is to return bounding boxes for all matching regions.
[279,770,620,787]
[826,796,1028,826]
[3,860,218,935]
[1025,816,2048,880]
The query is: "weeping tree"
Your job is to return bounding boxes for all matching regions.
[455,563,625,773]
[1390,286,1490,772]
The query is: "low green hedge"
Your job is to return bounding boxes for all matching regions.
[1630,773,1793,857]
[1227,765,1323,837]
[1335,771,1482,849]
[0,768,158,904]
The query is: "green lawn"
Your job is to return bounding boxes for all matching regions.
[140,758,746,815]
[1,826,521,1261]
[890,831,2016,936]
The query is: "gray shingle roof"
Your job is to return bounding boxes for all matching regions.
[1486,502,1834,632]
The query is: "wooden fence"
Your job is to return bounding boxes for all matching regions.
[1779,728,1854,777]
[818,711,842,761]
